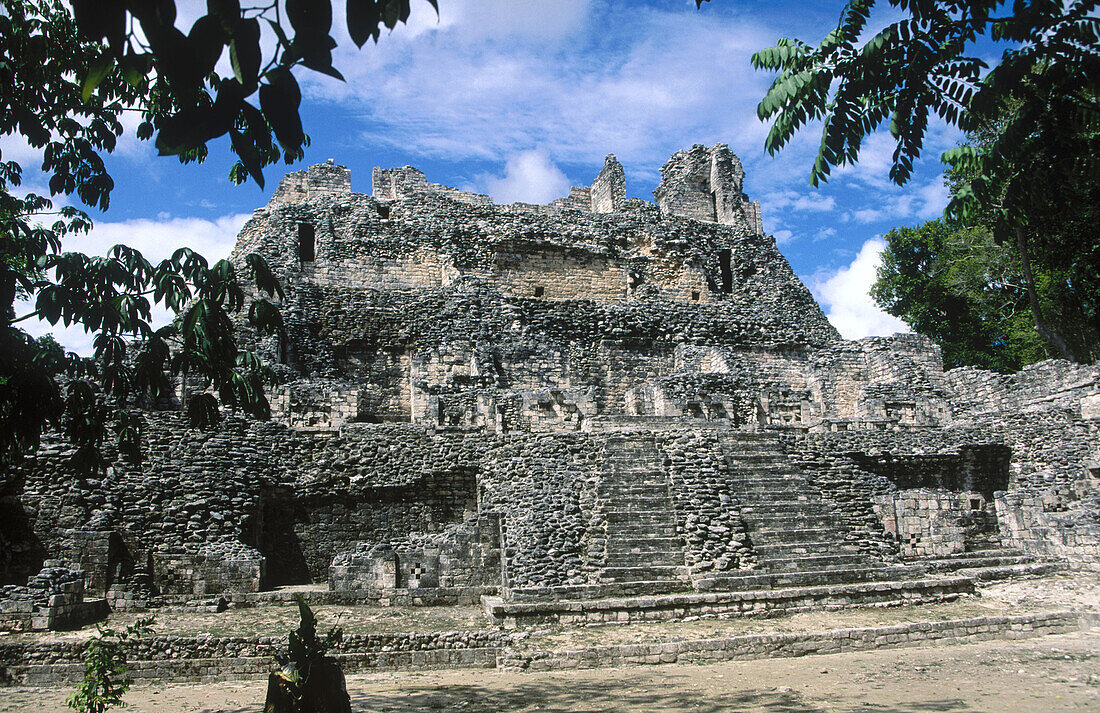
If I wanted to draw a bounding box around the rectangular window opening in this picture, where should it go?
[298,223,316,262]
[719,249,733,293]
[377,203,391,219]
[534,286,545,298]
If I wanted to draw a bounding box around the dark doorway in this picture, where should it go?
[719,249,733,293]
[298,223,316,262]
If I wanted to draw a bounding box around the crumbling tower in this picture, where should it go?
[654,143,764,233]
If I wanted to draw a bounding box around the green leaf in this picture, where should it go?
[230,18,261,85]
[188,14,228,77]
[82,56,114,102]
[244,252,286,299]
[186,392,221,429]
[259,68,304,151]
[347,0,383,47]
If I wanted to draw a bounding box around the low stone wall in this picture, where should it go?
[499,612,1084,671]
[0,612,1084,685]
[0,630,511,686]
[483,576,975,628]
[113,586,498,612]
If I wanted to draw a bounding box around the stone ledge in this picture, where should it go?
[484,576,976,628]
[499,611,1086,671]
[0,612,1084,685]
[126,586,498,612]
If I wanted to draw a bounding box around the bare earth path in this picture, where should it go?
[4,629,1098,713]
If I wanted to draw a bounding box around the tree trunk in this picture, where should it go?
[1015,226,1076,361]
[263,659,352,713]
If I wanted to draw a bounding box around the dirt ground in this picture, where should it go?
[3,574,1097,712]
[3,629,1098,712]
[7,572,1098,651]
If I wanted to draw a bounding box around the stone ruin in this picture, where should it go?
[1,144,1097,626]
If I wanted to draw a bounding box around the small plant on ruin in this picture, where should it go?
[67,616,155,713]
[264,595,350,713]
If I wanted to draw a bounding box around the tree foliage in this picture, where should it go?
[872,97,1099,368]
[67,616,154,713]
[871,219,1051,371]
[1,0,428,475]
[71,0,437,188]
[722,0,1100,362]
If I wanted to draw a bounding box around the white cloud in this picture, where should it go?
[811,238,910,340]
[761,190,837,212]
[19,212,250,355]
[773,229,794,245]
[915,178,949,220]
[301,5,774,170]
[435,0,593,43]
[851,207,885,224]
[58,213,249,263]
[474,150,571,204]
[0,132,41,169]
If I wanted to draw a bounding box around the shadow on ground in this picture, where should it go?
[207,675,975,713]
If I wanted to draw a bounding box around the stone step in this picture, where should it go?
[602,451,660,462]
[752,541,860,558]
[597,501,674,512]
[600,476,668,486]
[757,553,869,572]
[916,554,1037,571]
[606,536,684,551]
[742,513,838,528]
[694,565,920,592]
[603,534,680,548]
[488,575,984,626]
[603,471,664,479]
[724,471,806,481]
[724,476,805,488]
[750,527,841,543]
[599,510,678,525]
[604,551,685,567]
[596,487,670,498]
[953,547,1023,559]
[604,459,664,467]
[739,502,834,514]
[721,453,792,464]
[598,565,688,582]
[728,485,815,496]
[597,484,670,495]
[604,510,678,525]
[724,460,797,470]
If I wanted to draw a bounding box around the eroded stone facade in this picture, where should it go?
[2,146,1097,612]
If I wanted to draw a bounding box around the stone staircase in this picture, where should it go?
[717,432,870,575]
[505,429,1055,605]
[593,436,687,584]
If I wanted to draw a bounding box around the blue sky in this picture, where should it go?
[11,0,980,352]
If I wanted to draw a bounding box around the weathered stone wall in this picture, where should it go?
[10,417,913,598]
[654,144,763,233]
[946,360,1100,420]
[591,154,626,213]
[5,148,1098,603]
[371,165,493,205]
[996,488,1100,569]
